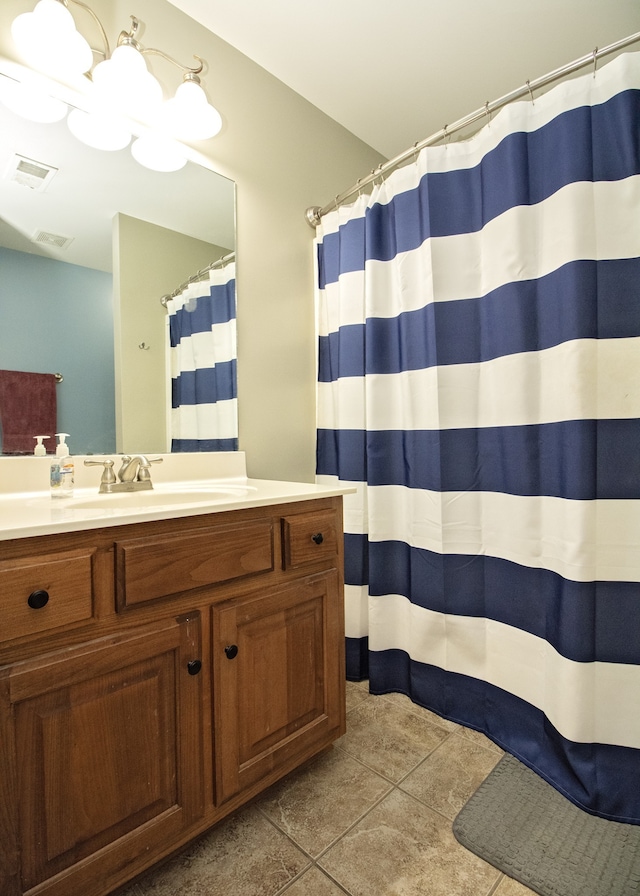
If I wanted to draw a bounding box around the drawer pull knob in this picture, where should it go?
[28,589,50,610]
[187,659,202,676]
[224,644,239,660]
[311,532,324,545]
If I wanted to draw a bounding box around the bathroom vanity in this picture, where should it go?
[0,454,349,896]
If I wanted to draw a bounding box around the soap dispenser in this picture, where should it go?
[33,435,50,456]
[50,433,74,498]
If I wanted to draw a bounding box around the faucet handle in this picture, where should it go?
[137,456,163,482]
[84,459,117,487]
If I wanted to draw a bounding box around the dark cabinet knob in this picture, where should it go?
[187,659,202,676]
[311,532,324,545]
[224,644,238,660]
[28,589,49,610]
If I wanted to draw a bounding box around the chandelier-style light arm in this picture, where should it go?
[114,15,205,77]
[142,47,204,77]
[67,0,110,60]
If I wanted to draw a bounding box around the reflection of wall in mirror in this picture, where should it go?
[0,246,115,454]
[114,213,232,455]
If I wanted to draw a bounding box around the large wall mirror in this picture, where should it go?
[0,64,236,457]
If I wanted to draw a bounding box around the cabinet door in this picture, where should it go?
[213,571,345,803]
[0,614,203,896]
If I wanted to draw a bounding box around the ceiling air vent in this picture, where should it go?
[4,154,58,192]
[32,230,74,250]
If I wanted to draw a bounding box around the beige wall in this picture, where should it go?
[1,0,384,481]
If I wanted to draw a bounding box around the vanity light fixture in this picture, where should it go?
[8,0,222,172]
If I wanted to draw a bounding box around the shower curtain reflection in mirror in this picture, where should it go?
[167,258,238,451]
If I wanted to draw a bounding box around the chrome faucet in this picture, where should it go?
[85,455,163,493]
[119,455,151,482]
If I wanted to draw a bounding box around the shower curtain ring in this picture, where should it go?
[526,80,535,105]
[443,124,449,147]
[592,47,598,77]
[484,101,492,125]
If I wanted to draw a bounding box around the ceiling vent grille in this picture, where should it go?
[32,230,74,250]
[4,154,58,192]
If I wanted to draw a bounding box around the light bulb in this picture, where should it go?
[161,78,222,141]
[131,134,187,172]
[11,0,93,77]
[92,44,163,121]
[67,108,131,151]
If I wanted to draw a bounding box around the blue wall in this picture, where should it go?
[0,247,115,454]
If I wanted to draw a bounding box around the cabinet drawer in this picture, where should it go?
[0,549,95,642]
[282,509,339,569]
[116,520,274,608]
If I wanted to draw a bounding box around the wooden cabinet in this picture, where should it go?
[214,569,343,802]
[0,496,345,896]
[1,615,203,896]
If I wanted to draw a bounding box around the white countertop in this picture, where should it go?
[0,452,353,541]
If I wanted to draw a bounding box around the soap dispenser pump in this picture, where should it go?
[50,433,74,498]
[33,435,49,456]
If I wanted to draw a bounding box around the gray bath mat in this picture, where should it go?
[453,752,640,896]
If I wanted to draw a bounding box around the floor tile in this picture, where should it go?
[337,694,451,782]
[400,730,503,820]
[376,691,459,732]
[117,805,310,896]
[318,788,500,896]
[346,680,370,712]
[256,747,392,857]
[278,866,350,896]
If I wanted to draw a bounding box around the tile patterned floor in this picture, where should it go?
[116,681,537,896]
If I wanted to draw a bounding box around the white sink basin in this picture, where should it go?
[72,484,255,511]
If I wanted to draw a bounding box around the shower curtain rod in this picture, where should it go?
[160,251,236,307]
[305,29,640,228]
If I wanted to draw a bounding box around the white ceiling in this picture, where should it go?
[167,0,640,159]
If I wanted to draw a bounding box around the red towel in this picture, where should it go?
[0,370,57,455]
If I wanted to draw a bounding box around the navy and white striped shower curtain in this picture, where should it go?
[167,261,238,452]
[315,50,640,823]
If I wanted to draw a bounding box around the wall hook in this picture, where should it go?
[139,342,150,351]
